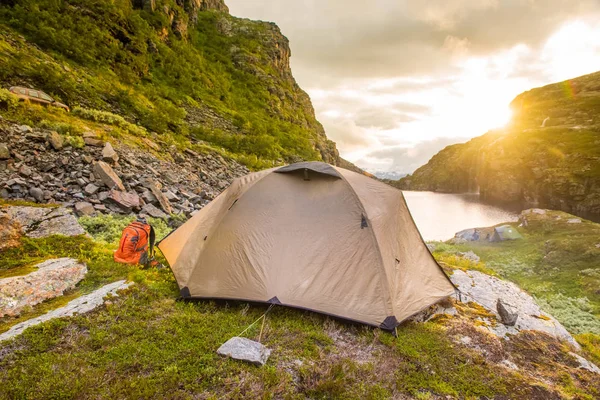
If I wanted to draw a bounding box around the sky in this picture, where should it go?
[226,0,600,174]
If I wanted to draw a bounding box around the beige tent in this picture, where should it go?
[159,162,455,330]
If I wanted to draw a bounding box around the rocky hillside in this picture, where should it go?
[0,0,352,169]
[395,71,600,219]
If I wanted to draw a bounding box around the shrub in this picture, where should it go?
[72,107,147,137]
[0,88,19,111]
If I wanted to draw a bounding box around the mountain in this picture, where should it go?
[0,0,353,170]
[395,71,600,219]
[372,171,407,181]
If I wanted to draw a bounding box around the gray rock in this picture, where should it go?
[458,250,480,263]
[48,131,64,150]
[0,280,132,342]
[74,202,95,216]
[84,137,104,147]
[29,187,44,203]
[102,142,119,163]
[93,161,125,191]
[106,190,140,212]
[497,299,518,326]
[217,337,271,366]
[567,218,582,224]
[0,143,9,159]
[569,352,600,374]
[19,164,32,177]
[18,125,32,133]
[451,269,579,349]
[84,183,100,195]
[146,179,172,215]
[0,258,87,318]
[142,203,168,219]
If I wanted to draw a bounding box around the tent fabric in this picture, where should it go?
[275,161,342,179]
[492,225,523,242]
[159,161,455,329]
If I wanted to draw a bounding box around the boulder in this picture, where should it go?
[102,142,119,163]
[145,179,173,215]
[29,187,44,203]
[84,183,100,195]
[106,190,140,212]
[48,131,64,150]
[0,143,10,159]
[93,161,125,191]
[458,251,480,263]
[84,137,104,147]
[4,206,86,238]
[217,337,271,366]
[0,258,87,318]
[142,203,168,219]
[451,269,579,348]
[74,202,95,216]
[569,352,600,374]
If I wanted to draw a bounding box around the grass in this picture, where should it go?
[0,214,599,398]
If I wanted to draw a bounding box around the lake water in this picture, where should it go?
[402,191,520,241]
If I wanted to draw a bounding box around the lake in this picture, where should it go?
[402,191,520,241]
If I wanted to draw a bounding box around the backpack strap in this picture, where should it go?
[148,225,156,258]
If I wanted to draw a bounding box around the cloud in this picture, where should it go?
[357,137,467,174]
[228,0,600,85]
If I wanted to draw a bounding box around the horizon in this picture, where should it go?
[227,0,600,174]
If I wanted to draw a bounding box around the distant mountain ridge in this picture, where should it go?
[395,71,600,219]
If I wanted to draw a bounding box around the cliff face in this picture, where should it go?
[0,0,352,169]
[395,71,600,219]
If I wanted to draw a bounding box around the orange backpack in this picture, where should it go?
[114,219,156,265]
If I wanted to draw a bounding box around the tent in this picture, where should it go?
[491,225,523,242]
[158,162,455,330]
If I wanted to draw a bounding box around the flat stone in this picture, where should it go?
[84,137,104,147]
[4,206,85,238]
[145,179,172,215]
[74,202,95,216]
[84,183,100,195]
[142,203,168,219]
[102,142,119,163]
[217,337,271,366]
[567,218,582,224]
[48,131,64,150]
[458,250,480,263]
[93,161,125,191]
[0,258,87,318]
[451,269,579,349]
[0,143,9,159]
[106,190,140,212]
[0,280,132,342]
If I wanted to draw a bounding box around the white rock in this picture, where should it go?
[217,337,271,366]
[0,258,87,318]
[570,352,600,374]
[451,269,579,349]
[0,280,132,342]
[567,218,582,224]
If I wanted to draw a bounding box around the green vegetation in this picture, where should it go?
[432,210,600,335]
[1,214,597,398]
[0,0,334,167]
